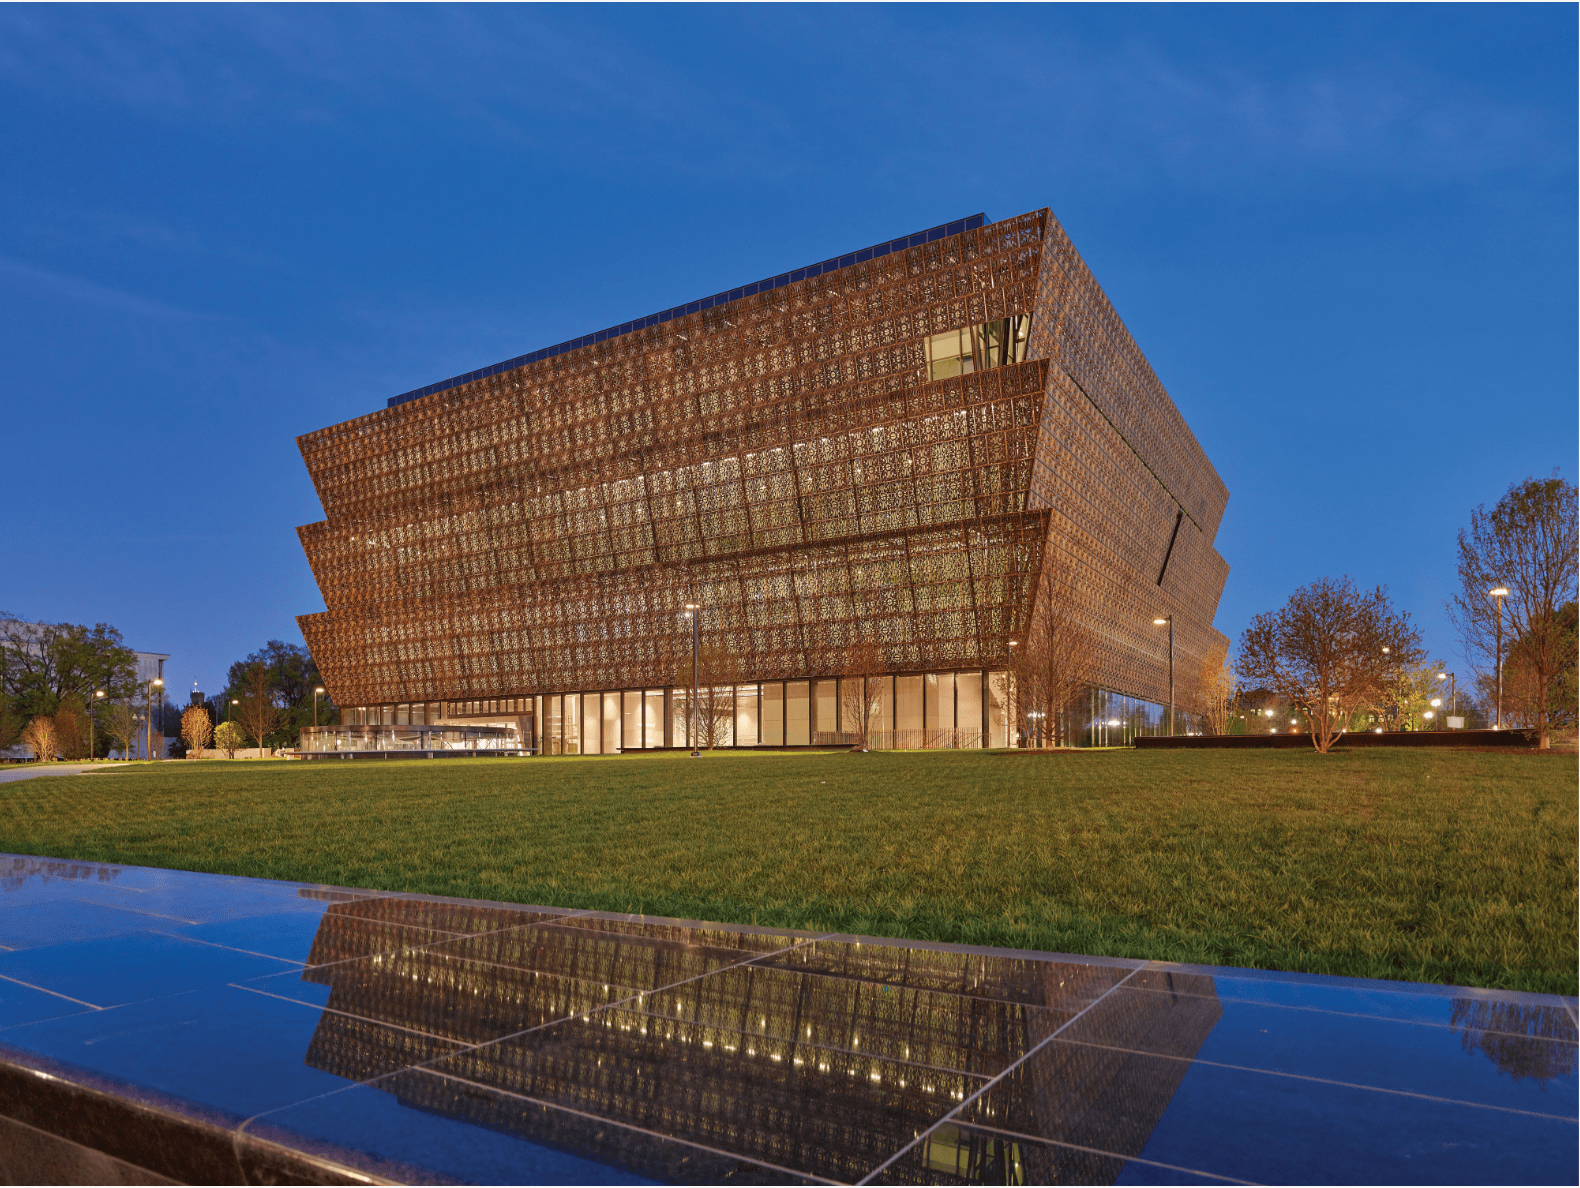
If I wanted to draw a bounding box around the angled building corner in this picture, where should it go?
[291,208,1229,754]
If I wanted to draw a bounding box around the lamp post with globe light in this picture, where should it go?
[683,603,700,755]
[1488,587,1509,728]
[91,689,104,761]
[1153,615,1174,735]
[1007,639,1018,747]
[144,677,163,760]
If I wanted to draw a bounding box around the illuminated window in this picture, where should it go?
[925,315,1032,381]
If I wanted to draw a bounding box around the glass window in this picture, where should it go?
[924,674,946,737]
[957,673,982,747]
[925,316,1032,381]
[735,684,758,746]
[989,672,1010,748]
[672,688,692,748]
[582,693,599,754]
[710,686,734,747]
[926,328,972,381]
[813,680,836,742]
[839,677,861,735]
[896,675,923,743]
[645,690,663,749]
[602,693,619,754]
[562,694,579,755]
[763,682,784,746]
[622,691,641,750]
[873,676,893,745]
[786,681,809,746]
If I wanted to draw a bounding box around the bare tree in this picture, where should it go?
[673,645,737,749]
[20,715,57,762]
[214,720,246,759]
[1497,602,1578,736]
[839,641,886,749]
[1182,650,1236,736]
[1238,577,1424,753]
[1449,475,1578,748]
[1010,570,1095,747]
[235,662,283,756]
[181,706,213,758]
[104,698,139,760]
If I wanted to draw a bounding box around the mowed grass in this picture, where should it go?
[2,748,1574,994]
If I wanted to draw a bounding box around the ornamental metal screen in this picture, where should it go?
[295,209,1229,734]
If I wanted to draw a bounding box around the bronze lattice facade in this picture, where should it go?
[295,209,1229,749]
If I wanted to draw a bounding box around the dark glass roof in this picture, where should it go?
[387,213,988,409]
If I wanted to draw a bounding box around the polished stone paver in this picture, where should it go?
[0,853,1572,1184]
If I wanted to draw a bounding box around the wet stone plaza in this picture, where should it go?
[0,855,1572,1185]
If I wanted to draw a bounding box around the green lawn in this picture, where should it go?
[2,749,1574,994]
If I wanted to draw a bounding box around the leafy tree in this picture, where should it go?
[0,699,21,755]
[1377,658,1451,731]
[20,715,57,762]
[222,640,335,747]
[181,706,214,758]
[1238,577,1424,753]
[51,695,88,760]
[1449,474,1578,749]
[0,615,137,718]
[213,720,246,759]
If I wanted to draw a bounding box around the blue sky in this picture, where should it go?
[1,3,1573,702]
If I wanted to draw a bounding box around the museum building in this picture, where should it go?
[293,208,1230,754]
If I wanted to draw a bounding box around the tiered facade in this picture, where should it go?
[295,209,1229,750]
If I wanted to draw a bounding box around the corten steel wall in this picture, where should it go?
[294,209,1229,712]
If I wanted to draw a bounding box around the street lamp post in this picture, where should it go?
[1381,646,1392,729]
[145,677,163,761]
[1440,671,1457,724]
[683,603,700,756]
[314,686,325,728]
[1007,639,1018,748]
[91,689,104,761]
[1153,616,1174,735]
[1488,587,1509,729]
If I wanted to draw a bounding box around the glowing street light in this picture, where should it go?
[145,677,163,761]
[1488,587,1509,728]
[314,686,326,728]
[683,603,700,755]
[90,688,104,762]
[1152,616,1174,735]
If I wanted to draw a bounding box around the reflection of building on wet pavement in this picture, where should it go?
[296,898,1223,1184]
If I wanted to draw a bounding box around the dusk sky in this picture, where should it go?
[1,3,1573,702]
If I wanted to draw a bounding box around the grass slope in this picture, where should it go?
[2,749,1573,994]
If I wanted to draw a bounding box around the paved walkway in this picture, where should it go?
[0,853,1572,1184]
[0,763,130,785]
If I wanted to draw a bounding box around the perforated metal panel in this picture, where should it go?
[295,209,1229,718]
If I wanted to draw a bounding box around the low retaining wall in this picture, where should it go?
[1136,729,1535,749]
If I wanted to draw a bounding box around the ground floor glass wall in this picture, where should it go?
[532,671,1011,753]
[337,678,1186,752]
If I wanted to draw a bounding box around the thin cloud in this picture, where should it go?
[0,256,225,322]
